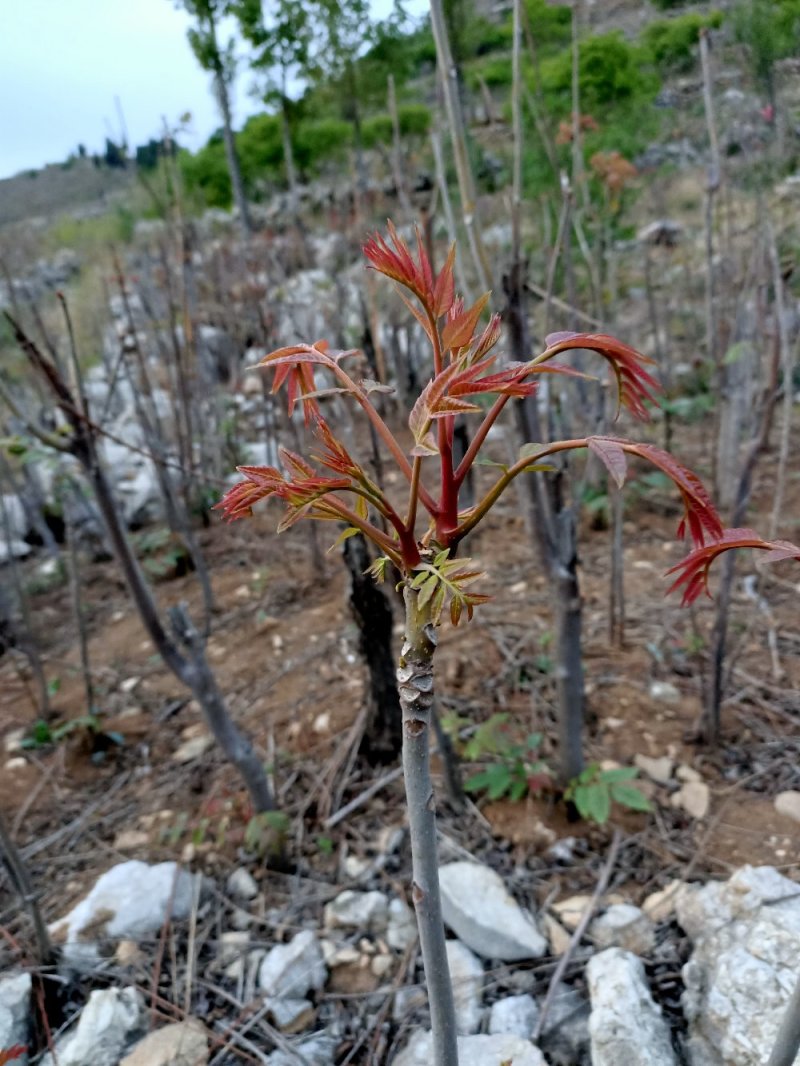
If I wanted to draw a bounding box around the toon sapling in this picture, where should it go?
[218,223,730,1066]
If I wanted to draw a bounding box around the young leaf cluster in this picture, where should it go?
[565,764,652,825]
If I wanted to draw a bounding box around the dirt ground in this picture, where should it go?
[1,416,798,948]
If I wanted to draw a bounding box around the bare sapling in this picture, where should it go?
[218,223,742,1064]
[2,309,278,828]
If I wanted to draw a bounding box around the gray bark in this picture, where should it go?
[399,585,458,1066]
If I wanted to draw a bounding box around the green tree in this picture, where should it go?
[177,0,253,234]
[232,0,312,217]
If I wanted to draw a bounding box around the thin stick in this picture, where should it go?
[533,828,622,1041]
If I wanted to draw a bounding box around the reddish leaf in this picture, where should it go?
[442,292,490,352]
[666,528,800,605]
[0,1048,26,1066]
[363,222,455,318]
[541,332,661,421]
[628,441,722,546]
[588,436,628,488]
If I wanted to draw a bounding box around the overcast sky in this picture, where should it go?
[0,0,423,180]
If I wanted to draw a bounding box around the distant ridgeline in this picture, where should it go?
[0,156,135,228]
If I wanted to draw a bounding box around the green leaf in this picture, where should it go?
[464,770,495,793]
[586,784,611,824]
[610,784,653,812]
[417,573,439,610]
[571,784,593,820]
[509,776,528,802]
[328,526,360,552]
[411,568,429,589]
[433,548,450,567]
[486,764,513,800]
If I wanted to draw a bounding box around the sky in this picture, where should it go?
[0,0,423,180]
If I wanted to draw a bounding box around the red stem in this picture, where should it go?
[454,394,511,487]
[452,438,589,541]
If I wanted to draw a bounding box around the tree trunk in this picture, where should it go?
[399,584,458,1066]
[344,532,402,765]
[215,71,253,238]
[553,506,585,783]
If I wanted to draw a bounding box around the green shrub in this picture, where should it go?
[469,54,513,89]
[398,103,432,137]
[179,139,231,209]
[522,0,572,50]
[237,113,284,186]
[649,0,689,10]
[643,11,724,71]
[540,32,657,108]
[731,0,800,99]
[362,114,394,148]
[363,105,431,147]
[293,118,352,170]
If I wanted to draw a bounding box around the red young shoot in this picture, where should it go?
[222,222,710,621]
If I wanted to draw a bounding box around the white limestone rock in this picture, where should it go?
[488,994,539,1038]
[590,904,656,955]
[226,867,258,901]
[587,948,676,1066]
[0,972,31,1065]
[394,1031,546,1066]
[386,897,417,951]
[50,862,199,969]
[438,862,546,960]
[41,987,145,1066]
[258,930,327,1000]
[446,939,484,1034]
[120,1019,209,1066]
[323,890,389,934]
[677,865,800,1065]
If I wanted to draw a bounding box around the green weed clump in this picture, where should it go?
[643,11,724,72]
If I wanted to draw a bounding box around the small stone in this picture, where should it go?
[394,1032,546,1066]
[387,898,417,951]
[446,940,484,1034]
[634,754,674,785]
[320,939,360,968]
[227,867,258,901]
[642,881,688,923]
[230,907,254,930]
[264,997,314,1031]
[121,676,141,694]
[670,781,710,819]
[172,734,213,764]
[4,757,27,772]
[774,790,800,824]
[342,854,371,880]
[488,994,539,1038]
[121,1019,208,1066]
[590,904,655,955]
[312,712,330,733]
[675,764,701,783]
[509,581,527,594]
[649,681,681,704]
[114,830,150,850]
[4,727,25,753]
[323,890,389,934]
[217,931,250,969]
[371,954,394,977]
[552,893,624,932]
[604,717,625,730]
[115,940,144,967]
[542,913,572,955]
[259,930,326,999]
[438,861,547,960]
